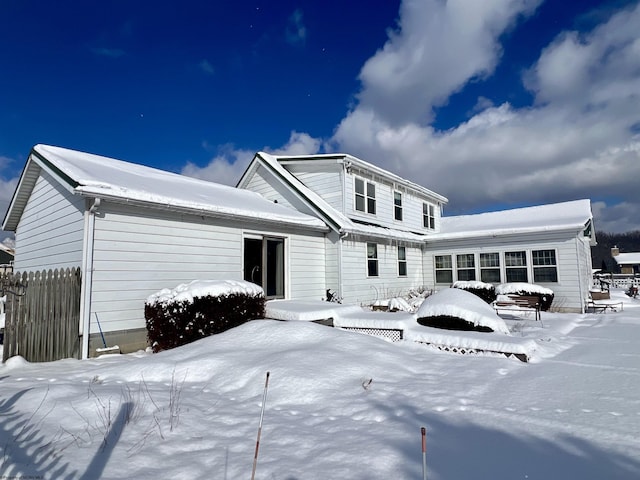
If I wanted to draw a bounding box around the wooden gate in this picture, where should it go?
[2,268,82,362]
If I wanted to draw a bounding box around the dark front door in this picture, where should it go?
[243,237,285,299]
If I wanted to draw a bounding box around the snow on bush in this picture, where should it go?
[145,280,265,352]
[452,280,497,304]
[416,288,510,334]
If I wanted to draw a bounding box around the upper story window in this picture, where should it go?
[394,191,403,221]
[423,203,435,229]
[355,178,376,214]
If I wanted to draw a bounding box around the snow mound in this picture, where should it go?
[416,288,510,334]
[265,300,364,321]
[147,279,263,305]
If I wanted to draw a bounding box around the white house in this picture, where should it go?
[3,145,595,359]
[238,152,595,312]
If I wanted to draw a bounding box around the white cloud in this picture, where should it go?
[181,145,255,186]
[331,0,640,233]
[181,131,323,186]
[357,0,541,125]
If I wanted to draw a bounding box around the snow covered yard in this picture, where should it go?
[1,290,640,479]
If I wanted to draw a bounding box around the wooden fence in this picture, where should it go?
[2,268,82,363]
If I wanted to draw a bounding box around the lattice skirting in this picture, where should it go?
[339,327,404,342]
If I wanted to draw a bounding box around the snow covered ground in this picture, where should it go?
[1,289,639,479]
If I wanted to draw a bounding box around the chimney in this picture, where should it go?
[611,245,620,257]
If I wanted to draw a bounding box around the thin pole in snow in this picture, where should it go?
[421,427,427,480]
[251,371,270,480]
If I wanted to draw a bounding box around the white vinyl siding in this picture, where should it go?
[89,202,326,334]
[340,237,424,305]
[13,172,85,271]
[425,232,589,312]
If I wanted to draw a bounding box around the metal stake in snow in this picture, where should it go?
[421,427,427,480]
[251,371,270,480]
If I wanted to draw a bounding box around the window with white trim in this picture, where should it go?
[480,252,501,283]
[456,254,476,281]
[505,251,528,282]
[532,249,558,282]
[435,255,453,284]
[355,178,376,214]
[367,243,379,277]
[394,191,403,221]
[423,203,435,229]
[398,246,407,276]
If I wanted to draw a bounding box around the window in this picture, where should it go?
[480,252,501,283]
[435,255,453,284]
[355,178,376,214]
[394,191,403,221]
[456,254,476,281]
[367,243,379,277]
[398,246,407,276]
[423,203,435,229]
[505,251,528,282]
[533,249,558,282]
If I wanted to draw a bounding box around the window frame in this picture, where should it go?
[435,254,453,284]
[398,245,407,277]
[505,251,528,283]
[355,177,376,215]
[394,191,403,221]
[532,249,558,283]
[479,252,501,283]
[367,243,379,277]
[423,203,435,229]
[456,253,476,281]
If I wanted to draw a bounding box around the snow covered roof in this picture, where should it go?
[241,152,429,242]
[432,199,593,241]
[3,145,328,232]
[613,252,640,265]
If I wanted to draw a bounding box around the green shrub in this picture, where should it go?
[145,292,265,352]
[417,315,494,333]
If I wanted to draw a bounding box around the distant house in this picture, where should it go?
[2,145,595,360]
[611,247,640,274]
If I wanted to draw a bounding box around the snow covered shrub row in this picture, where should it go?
[495,283,554,311]
[145,280,265,352]
[452,280,496,304]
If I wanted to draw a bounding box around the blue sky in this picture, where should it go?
[1,0,639,239]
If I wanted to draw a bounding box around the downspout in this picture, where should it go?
[80,198,100,359]
[338,160,351,299]
[575,233,586,313]
[338,231,348,299]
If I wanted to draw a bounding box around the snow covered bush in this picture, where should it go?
[496,283,554,311]
[416,288,509,334]
[145,280,265,352]
[452,280,496,304]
